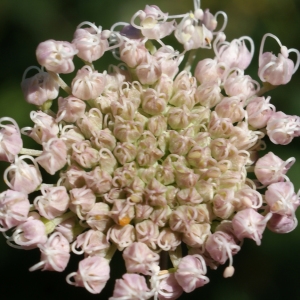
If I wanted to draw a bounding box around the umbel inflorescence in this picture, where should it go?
[1,0,300,298]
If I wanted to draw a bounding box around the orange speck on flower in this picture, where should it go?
[119,216,131,226]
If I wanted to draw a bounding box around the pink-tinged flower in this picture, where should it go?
[60,125,85,151]
[0,189,30,231]
[56,96,86,123]
[72,21,109,63]
[175,254,209,293]
[267,213,298,234]
[69,186,96,219]
[59,165,86,190]
[246,96,275,129]
[254,152,295,186]
[72,229,110,257]
[4,155,42,194]
[84,166,112,195]
[131,5,175,40]
[108,224,135,250]
[265,181,299,216]
[71,140,99,169]
[195,80,223,108]
[136,219,160,250]
[0,117,22,163]
[175,15,212,51]
[36,39,78,74]
[21,66,59,106]
[71,66,106,100]
[120,38,148,68]
[11,218,47,249]
[169,205,198,233]
[194,58,225,84]
[142,88,167,116]
[215,97,245,123]
[154,46,182,79]
[232,208,272,245]
[157,228,181,251]
[34,185,69,220]
[110,199,135,226]
[151,272,183,300]
[66,256,110,294]
[214,34,254,70]
[122,242,160,275]
[110,273,151,300]
[223,70,260,100]
[90,128,116,151]
[266,111,300,145]
[183,223,211,248]
[29,232,70,272]
[258,33,300,85]
[86,202,112,232]
[35,138,67,175]
[23,111,59,144]
[136,55,162,85]
[205,231,240,277]
[55,217,79,243]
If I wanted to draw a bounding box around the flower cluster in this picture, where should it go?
[1,0,300,299]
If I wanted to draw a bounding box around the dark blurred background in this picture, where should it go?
[1,0,300,299]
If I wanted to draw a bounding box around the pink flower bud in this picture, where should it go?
[71,66,106,100]
[60,125,85,151]
[232,208,272,245]
[23,111,59,144]
[4,155,42,194]
[195,81,223,108]
[110,273,151,300]
[154,46,181,79]
[136,219,160,250]
[194,58,225,83]
[113,116,143,143]
[223,71,259,100]
[60,165,86,190]
[0,117,22,162]
[183,223,211,248]
[85,202,112,232]
[56,96,86,123]
[72,22,109,63]
[136,55,162,85]
[156,273,183,300]
[36,39,78,74]
[267,213,298,233]
[169,205,198,233]
[120,38,148,68]
[72,229,110,257]
[110,199,135,226]
[258,34,299,85]
[85,166,112,195]
[142,88,167,116]
[215,97,245,123]
[34,185,69,220]
[72,140,99,169]
[66,256,110,294]
[0,189,30,231]
[12,218,47,249]
[90,128,116,151]
[113,142,137,165]
[214,36,254,70]
[30,232,70,272]
[254,152,295,186]
[157,228,181,251]
[111,97,136,120]
[35,138,67,175]
[175,254,209,293]
[123,242,160,275]
[21,66,59,106]
[246,96,275,129]
[69,186,96,219]
[266,111,300,145]
[108,224,136,251]
[265,181,299,216]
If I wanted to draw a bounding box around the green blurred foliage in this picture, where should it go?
[0,0,300,299]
